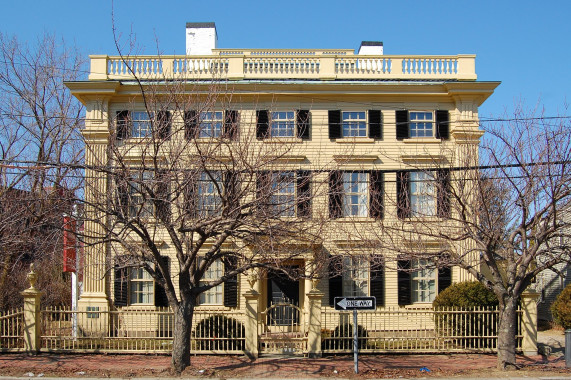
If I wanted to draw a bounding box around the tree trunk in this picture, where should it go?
[497,297,518,370]
[171,299,195,374]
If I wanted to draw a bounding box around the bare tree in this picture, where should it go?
[353,108,571,369]
[74,71,328,372]
[0,33,85,310]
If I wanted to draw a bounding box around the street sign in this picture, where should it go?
[334,296,376,311]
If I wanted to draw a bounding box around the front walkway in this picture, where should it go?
[0,353,567,378]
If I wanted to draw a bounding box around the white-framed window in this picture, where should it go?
[131,111,153,138]
[128,171,154,218]
[342,111,367,137]
[199,259,224,305]
[197,171,222,216]
[342,257,369,297]
[270,172,296,217]
[409,171,436,217]
[199,111,223,138]
[411,259,436,303]
[342,172,368,217]
[409,111,434,138]
[270,111,295,137]
[129,267,154,304]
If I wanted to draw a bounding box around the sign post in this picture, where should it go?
[334,296,376,374]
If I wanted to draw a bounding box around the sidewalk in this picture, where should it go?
[0,352,568,378]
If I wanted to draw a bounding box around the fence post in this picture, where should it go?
[307,279,323,358]
[243,272,259,359]
[521,289,539,356]
[21,264,42,353]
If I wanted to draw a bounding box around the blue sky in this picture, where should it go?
[1,0,569,118]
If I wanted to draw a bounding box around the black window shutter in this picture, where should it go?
[397,259,412,306]
[296,110,310,140]
[438,267,452,294]
[435,110,450,140]
[396,110,409,140]
[296,170,311,218]
[437,169,451,218]
[223,255,239,308]
[155,170,171,222]
[184,173,198,218]
[369,171,384,219]
[256,171,271,212]
[156,111,171,140]
[113,263,128,307]
[256,110,269,140]
[396,171,410,219]
[368,110,382,139]
[328,256,343,306]
[370,256,385,307]
[223,171,239,216]
[154,256,170,307]
[328,110,342,139]
[116,110,130,140]
[116,178,129,219]
[224,110,238,140]
[184,110,198,140]
[328,171,343,219]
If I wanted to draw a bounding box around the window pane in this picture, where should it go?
[342,172,368,217]
[409,112,433,138]
[131,111,153,138]
[342,111,366,137]
[270,172,296,216]
[271,111,295,137]
[128,171,154,218]
[410,171,436,216]
[411,259,436,303]
[342,257,369,296]
[199,259,224,305]
[197,172,222,216]
[129,267,154,304]
[199,111,223,138]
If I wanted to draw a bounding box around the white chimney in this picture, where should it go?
[358,41,383,55]
[186,22,217,55]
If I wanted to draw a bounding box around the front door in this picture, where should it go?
[267,269,299,325]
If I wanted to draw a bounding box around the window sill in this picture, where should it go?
[192,137,233,143]
[400,216,442,222]
[262,137,304,144]
[121,304,157,310]
[402,137,442,144]
[335,217,375,223]
[335,137,375,144]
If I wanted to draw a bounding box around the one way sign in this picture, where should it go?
[334,296,376,311]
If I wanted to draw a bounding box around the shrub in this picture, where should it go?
[551,282,571,329]
[433,281,498,348]
[433,281,498,308]
[323,323,368,350]
[193,315,245,351]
